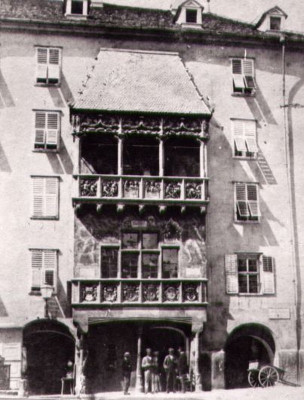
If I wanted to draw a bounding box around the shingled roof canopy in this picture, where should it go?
[73,49,211,116]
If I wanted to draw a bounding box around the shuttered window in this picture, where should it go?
[232,58,256,94]
[34,111,60,151]
[235,183,260,222]
[225,254,275,295]
[232,119,258,158]
[30,249,58,292]
[36,47,61,85]
[32,176,59,219]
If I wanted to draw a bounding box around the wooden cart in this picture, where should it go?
[248,364,299,388]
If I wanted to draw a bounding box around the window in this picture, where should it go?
[225,254,275,295]
[186,9,197,23]
[270,16,281,31]
[100,232,179,279]
[36,47,61,85]
[232,119,258,158]
[30,249,58,293]
[34,111,60,151]
[32,176,59,219]
[235,182,260,222]
[65,0,89,16]
[232,58,256,95]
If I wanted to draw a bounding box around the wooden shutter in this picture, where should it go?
[236,183,249,217]
[45,178,59,217]
[43,250,57,290]
[244,120,258,153]
[36,48,48,83]
[32,177,44,217]
[232,59,245,90]
[243,59,256,89]
[225,254,238,294]
[31,250,43,289]
[233,120,246,152]
[46,113,59,147]
[262,256,275,294]
[48,49,60,83]
[247,184,259,217]
[34,112,46,147]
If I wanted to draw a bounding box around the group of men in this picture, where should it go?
[122,347,188,395]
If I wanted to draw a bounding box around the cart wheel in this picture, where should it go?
[248,370,259,387]
[258,366,279,387]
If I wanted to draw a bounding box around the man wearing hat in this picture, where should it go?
[163,348,177,393]
[122,352,132,395]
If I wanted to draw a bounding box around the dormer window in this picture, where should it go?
[270,16,281,31]
[186,9,197,24]
[175,0,203,28]
[65,0,89,17]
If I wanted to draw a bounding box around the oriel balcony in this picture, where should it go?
[72,132,209,211]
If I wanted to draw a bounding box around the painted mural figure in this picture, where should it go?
[142,348,153,394]
[122,352,132,396]
[163,348,177,393]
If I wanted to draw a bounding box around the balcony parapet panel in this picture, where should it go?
[71,278,208,307]
[72,174,209,209]
[72,113,210,139]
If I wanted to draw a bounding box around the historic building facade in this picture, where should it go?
[0,0,304,394]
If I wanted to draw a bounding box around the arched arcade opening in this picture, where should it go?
[23,319,75,395]
[225,323,275,389]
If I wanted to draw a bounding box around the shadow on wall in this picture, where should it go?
[47,138,74,175]
[0,296,8,317]
[0,142,11,172]
[0,71,15,108]
[245,86,277,126]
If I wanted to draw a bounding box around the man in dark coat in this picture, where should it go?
[122,352,132,395]
[163,348,177,393]
[177,347,188,393]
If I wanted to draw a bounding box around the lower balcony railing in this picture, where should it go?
[71,279,208,306]
[73,175,208,205]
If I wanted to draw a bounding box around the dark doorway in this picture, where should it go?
[225,324,275,389]
[23,320,75,395]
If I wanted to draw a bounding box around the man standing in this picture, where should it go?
[177,347,188,393]
[122,352,132,395]
[142,348,153,394]
[152,351,161,393]
[163,348,177,393]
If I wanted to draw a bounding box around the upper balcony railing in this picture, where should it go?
[73,174,209,207]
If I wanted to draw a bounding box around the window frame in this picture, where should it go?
[99,232,180,280]
[31,176,60,220]
[65,0,89,17]
[231,58,256,96]
[185,8,198,24]
[33,110,61,152]
[35,47,62,86]
[234,182,260,223]
[225,253,275,296]
[30,248,58,294]
[231,118,258,159]
[270,16,281,31]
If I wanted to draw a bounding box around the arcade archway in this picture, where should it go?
[23,319,75,395]
[225,323,275,389]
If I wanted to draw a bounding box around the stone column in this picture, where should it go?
[73,136,81,175]
[199,139,206,178]
[159,138,164,177]
[194,331,202,391]
[74,334,84,396]
[117,136,123,176]
[135,326,143,392]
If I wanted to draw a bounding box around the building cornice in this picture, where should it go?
[1,17,304,50]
